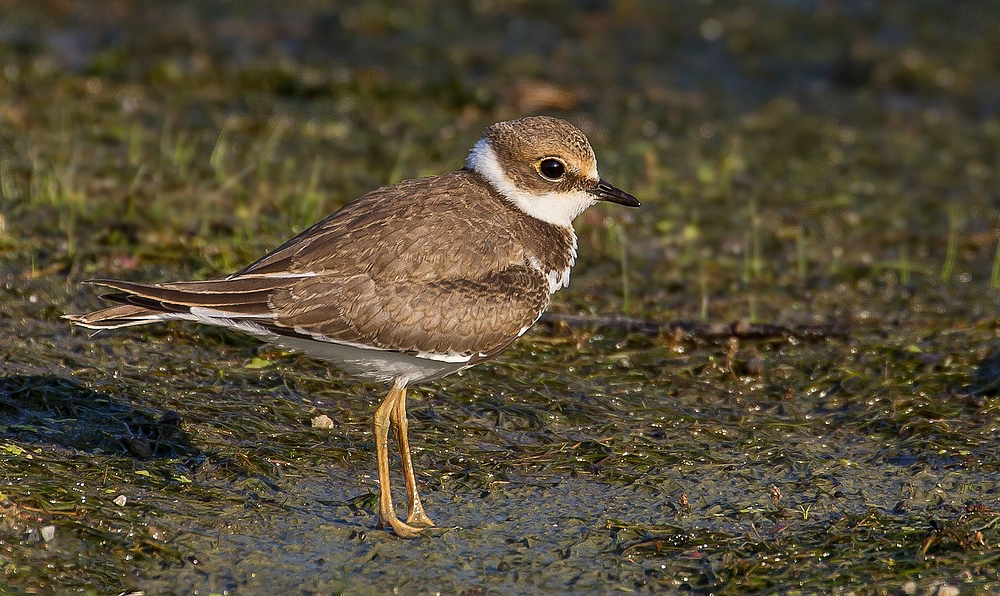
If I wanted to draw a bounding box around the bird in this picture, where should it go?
[65,116,640,538]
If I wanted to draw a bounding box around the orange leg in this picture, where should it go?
[373,378,424,538]
[391,383,435,528]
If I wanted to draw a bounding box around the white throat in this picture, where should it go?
[466,139,597,228]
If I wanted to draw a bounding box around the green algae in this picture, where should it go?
[3,0,1000,594]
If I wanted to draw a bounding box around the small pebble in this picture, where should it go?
[312,414,334,429]
[40,525,55,542]
[114,495,128,507]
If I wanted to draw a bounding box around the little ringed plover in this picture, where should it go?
[65,115,640,538]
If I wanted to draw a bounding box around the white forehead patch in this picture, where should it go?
[466,138,598,228]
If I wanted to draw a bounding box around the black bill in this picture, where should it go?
[589,179,641,207]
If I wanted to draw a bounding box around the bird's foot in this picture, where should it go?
[377,514,426,539]
[406,509,436,528]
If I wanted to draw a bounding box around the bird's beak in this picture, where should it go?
[588,179,641,207]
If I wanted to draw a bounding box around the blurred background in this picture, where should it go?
[3,0,998,316]
[2,1,1000,594]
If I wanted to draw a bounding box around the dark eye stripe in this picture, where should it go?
[538,158,566,181]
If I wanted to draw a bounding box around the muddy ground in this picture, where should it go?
[2,1,1000,594]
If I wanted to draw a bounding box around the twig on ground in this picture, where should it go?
[538,313,849,342]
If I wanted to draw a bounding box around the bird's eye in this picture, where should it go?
[537,158,566,181]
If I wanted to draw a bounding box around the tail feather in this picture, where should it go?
[88,279,280,308]
[64,276,295,330]
[63,304,169,330]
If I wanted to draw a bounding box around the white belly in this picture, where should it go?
[274,335,470,384]
[173,311,475,385]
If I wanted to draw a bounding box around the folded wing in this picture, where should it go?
[65,265,550,361]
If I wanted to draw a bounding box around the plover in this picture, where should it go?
[66,116,640,538]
